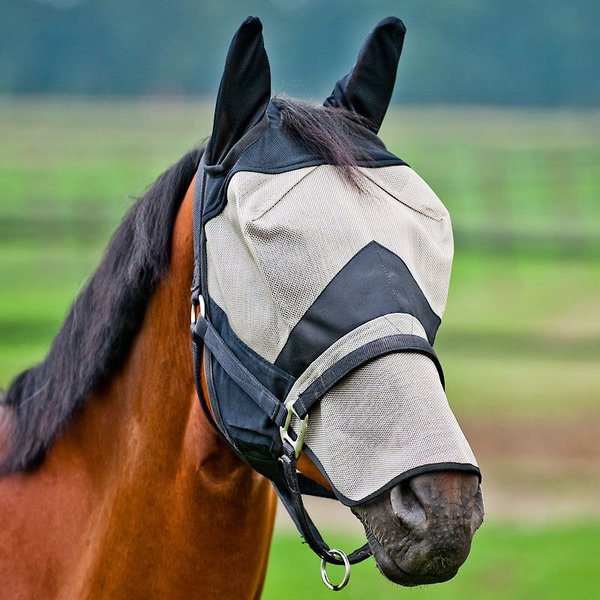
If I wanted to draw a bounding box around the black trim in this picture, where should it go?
[203,113,269,176]
[276,241,441,378]
[303,445,481,507]
[193,316,288,427]
[208,300,295,399]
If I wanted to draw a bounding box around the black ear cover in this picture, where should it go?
[207,16,271,165]
[324,17,406,133]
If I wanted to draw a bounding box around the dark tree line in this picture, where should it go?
[1,0,598,106]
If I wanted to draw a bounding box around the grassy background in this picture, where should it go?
[1,98,599,598]
[264,522,600,600]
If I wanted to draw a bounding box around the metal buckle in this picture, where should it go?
[320,548,351,591]
[279,402,308,459]
[190,294,206,325]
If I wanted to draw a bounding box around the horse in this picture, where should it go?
[0,16,484,599]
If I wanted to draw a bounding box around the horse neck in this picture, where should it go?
[0,177,276,599]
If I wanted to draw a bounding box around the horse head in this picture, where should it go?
[192,16,484,588]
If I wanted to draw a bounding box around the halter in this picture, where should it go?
[189,142,453,589]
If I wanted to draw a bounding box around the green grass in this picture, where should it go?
[264,521,600,600]
[443,353,600,418]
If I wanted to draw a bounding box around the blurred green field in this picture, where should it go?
[264,522,600,600]
[0,98,599,597]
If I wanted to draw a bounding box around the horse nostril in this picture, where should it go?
[389,480,427,531]
[471,485,485,533]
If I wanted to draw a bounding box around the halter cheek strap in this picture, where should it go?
[191,312,371,566]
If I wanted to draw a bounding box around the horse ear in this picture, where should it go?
[207,16,271,165]
[324,17,406,133]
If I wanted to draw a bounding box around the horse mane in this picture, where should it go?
[0,146,204,474]
[0,98,370,474]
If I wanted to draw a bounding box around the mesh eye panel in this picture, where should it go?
[303,352,478,503]
[205,202,287,355]
[205,164,452,363]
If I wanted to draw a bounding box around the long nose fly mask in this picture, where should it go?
[190,16,480,565]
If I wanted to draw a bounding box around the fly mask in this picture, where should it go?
[190,16,479,585]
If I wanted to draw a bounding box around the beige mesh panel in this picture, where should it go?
[281,315,477,502]
[302,352,477,502]
[205,201,286,353]
[205,164,452,362]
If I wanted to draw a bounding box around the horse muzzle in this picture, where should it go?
[352,470,484,586]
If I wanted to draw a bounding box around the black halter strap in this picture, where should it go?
[191,304,372,565]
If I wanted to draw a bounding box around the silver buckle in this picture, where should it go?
[279,402,308,459]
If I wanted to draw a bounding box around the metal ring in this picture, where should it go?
[320,549,351,591]
[190,295,206,325]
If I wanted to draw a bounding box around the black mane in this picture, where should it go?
[1,147,204,473]
[0,98,369,474]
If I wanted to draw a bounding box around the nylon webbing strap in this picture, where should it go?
[192,316,288,427]
[191,165,207,306]
[293,333,444,419]
[277,442,372,565]
[191,328,222,435]
[297,472,336,499]
[191,315,369,564]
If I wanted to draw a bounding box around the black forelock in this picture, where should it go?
[0,146,204,474]
[272,96,372,186]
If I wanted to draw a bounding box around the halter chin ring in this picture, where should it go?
[279,402,308,459]
[320,549,351,591]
